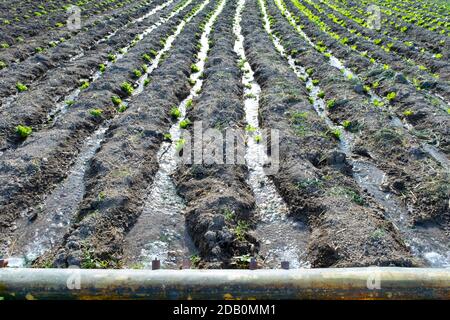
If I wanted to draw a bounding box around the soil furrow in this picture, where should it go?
[173,0,259,269]
[233,0,310,269]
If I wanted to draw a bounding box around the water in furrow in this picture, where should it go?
[238,0,310,269]
[122,0,225,269]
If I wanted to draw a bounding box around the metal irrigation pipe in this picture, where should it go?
[0,267,449,300]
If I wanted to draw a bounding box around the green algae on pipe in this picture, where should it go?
[0,268,449,300]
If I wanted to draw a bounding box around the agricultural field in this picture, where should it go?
[0,0,448,271]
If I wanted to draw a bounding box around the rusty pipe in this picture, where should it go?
[0,267,449,300]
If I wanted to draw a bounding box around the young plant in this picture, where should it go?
[342,120,352,130]
[235,220,249,241]
[16,82,28,92]
[107,53,117,62]
[386,91,397,101]
[327,99,336,109]
[111,96,122,106]
[402,109,414,117]
[16,125,32,139]
[330,128,342,140]
[89,109,103,117]
[175,138,186,152]
[245,124,257,132]
[121,82,134,96]
[170,107,181,119]
[80,81,90,90]
[117,104,127,113]
[142,53,152,62]
[99,64,106,72]
[191,64,200,73]
[132,69,142,78]
[179,119,192,129]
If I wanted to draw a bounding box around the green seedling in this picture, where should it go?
[107,53,117,62]
[238,58,246,69]
[16,125,32,139]
[245,124,257,132]
[327,99,336,109]
[132,69,142,78]
[190,255,201,268]
[254,135,262,143]
[179,119,192,129]
[342,120,352,130]
[373,99,383,107]
[223,208,235,221]
[175,138,185,152]
[191,64,200,73]
[80,81,89,90]
[121,82,134,96]
[89,109,103,117]
[99,63,106,72]
[317,91,325,99]
[117,104,127,113]
[235,220,250,241]
[403,109,414,117]
[386,91,397,101]
[16,82,28,92]
[331,128,342,140]
[142,53,152,62]
[111,96,122,106]
[170,107,181,119]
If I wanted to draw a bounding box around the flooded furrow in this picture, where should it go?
[5,126,108,267]
[261,0,450,267]
[234,0,309,269]
[3,0,206,267]
[122,0,225,269]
